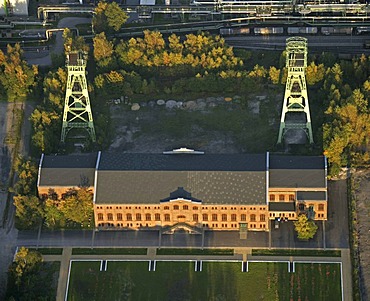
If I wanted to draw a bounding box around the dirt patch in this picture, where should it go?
[109,94,279,154]
[353,170,370,300]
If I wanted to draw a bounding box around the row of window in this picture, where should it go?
[269,194,295,201]
[97,213,266,222]
[269,213,295,218]
[98,223,267,229]
[96,205,267,211]
[297,204,325,211]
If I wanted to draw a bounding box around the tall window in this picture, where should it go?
[212,214,218,221]
[250,214,256,222]
[231,214,236,221]
[299,203,305,211]
[183,205,188,210]
[269,194,275,201]
[289,195,294,201]
[318,204,324,211]
[155,213,160,221]
[241,214,246,221]
[279,195,285,201]
[98,213,103,221]
[260,214,265,222]
[107,213,113,221]
[117,213,123,221]
[202,214,208,221]
[222,214,227,221]
[126,213,132,221]
[193,214,198,222]
[164,214,170,221]
[173,205,179,210]
[145,213,151,221]
[136,213,142,221]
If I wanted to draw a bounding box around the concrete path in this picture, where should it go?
[55,248,72,301]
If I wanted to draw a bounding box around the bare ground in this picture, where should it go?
[109,94,278,154]
[353,170,370,300]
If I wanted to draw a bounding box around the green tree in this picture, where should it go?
[93,1,128,33]
[63,28,89,53]
[294,214,318,240]
[60,188,93,225]
[13,195,43,229]
[0,44,38,102]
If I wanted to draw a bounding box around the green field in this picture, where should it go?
[67,261,342,301]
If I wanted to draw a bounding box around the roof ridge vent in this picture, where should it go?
[163,147,204,155]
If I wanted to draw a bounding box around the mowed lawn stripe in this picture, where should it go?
[67,261,341,301]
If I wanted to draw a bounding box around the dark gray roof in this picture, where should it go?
[98,153,266,171]
[269,202,296,211]
[38,153,97,187]
[95,170,266,205]
[297,191,327,201]
[269,155,326,188]
[269,155,325,170]
[161,187,202,203]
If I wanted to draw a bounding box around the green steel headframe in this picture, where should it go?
[61,51,96,143]
[277,37,313,144]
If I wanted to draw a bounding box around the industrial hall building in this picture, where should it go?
[37,149,328,232]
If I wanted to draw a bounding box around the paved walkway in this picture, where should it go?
[42,247,352,301]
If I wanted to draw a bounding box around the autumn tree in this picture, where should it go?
[63,28,89,53]
[0,44,38,102]
[268,66,280,84]
[294,214,318,240]
[93,32,115,69]
[305,61,325,85]
[93,1,128,33]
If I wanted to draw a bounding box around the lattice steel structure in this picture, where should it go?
[61,51,96,143]
[277,37,313,144]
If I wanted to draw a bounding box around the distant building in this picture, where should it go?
[37,150,328,232]
[0,0,28,16]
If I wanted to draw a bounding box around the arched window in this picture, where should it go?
[136,213,142,221]
[173,205,179,210]
[202,214,208,221]
[126,213,132,221]
[97,213,103,221]
[164,206,169,210]
[260,214,265,222]
[231,214,236,221]
[250,214,256,222]
[279,194,285,201]
[269,194,275,201]
[222,214,227,221]
[164,214,170,221]
[145,213,151,221]
[318,204,324,211]
[193,206,198,210]
[299,203,305,211]
[193,214,198,222]
[183,205,188,210]
[289,195,295,201]
[241,214,246,221]
[117,213,123,221]
[107,213,113,221]
[212,214,217,221]
[155,213,160,221]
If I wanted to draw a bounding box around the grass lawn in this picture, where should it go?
[28,248,63,255]
[67,261,341,301]
[252,248,341,257]
[72,248,147,255]
[156,248,233,256]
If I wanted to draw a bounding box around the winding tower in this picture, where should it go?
[277,37,313,145]
[61,51,96,143]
